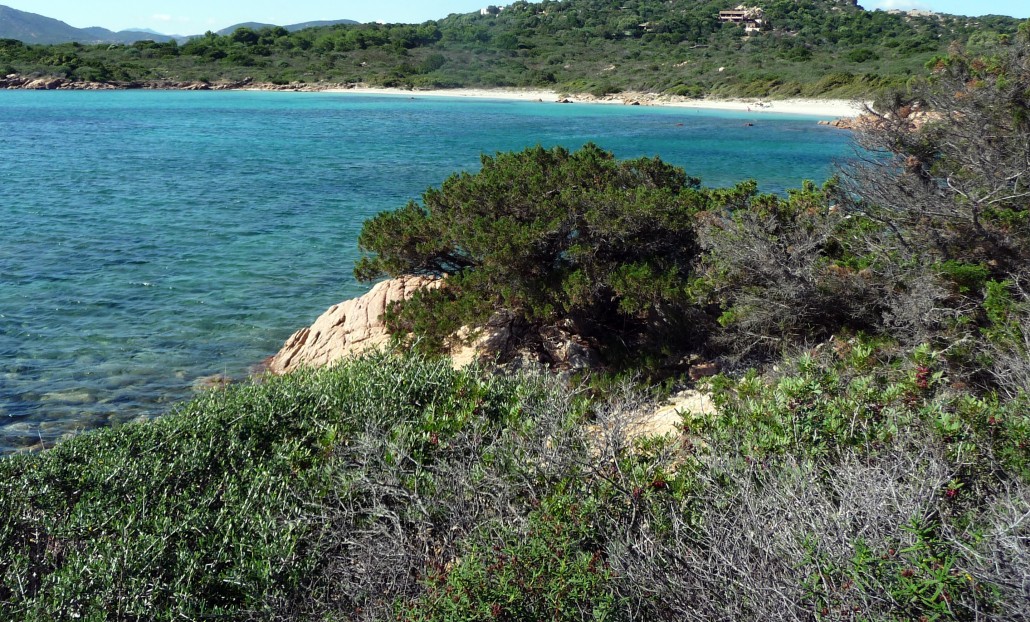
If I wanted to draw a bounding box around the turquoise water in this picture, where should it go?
[0,90,851,453]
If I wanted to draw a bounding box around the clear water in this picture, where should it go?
[0,90,851,453]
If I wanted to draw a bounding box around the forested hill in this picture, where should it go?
[0,0,1023,98]
[0,4,177,45]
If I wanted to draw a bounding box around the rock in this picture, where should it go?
[539,324,602,371]
[820,116,861,130]
[688,361,720,381]
[24,78,64,90]
[639,390,717,440]
[40,389,95,404]
[587,390,716,459]
[192,374,231,392]
[822,106,939,132]
[449,316,603,372]
[449,313,520,369]
[268,275,613,375]
[268,275,441,374]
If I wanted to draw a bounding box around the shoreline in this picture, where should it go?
[0,74,864,118]
[317,85,866,118]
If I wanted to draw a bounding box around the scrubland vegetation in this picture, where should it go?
[0,0,1024,98]
[2,13,1030,622]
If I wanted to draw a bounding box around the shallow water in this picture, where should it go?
[0,90,851,453]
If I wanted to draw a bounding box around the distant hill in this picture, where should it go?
[79,27,175,44]
[0,5,356,45]
[216,22,277,35]
[0,4,175,44]
[217,19,357,36]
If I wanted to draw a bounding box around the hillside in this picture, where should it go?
[215,19,358,36]
[0,0,1023,97]
[0,5,357,46]
[0,4,175,44]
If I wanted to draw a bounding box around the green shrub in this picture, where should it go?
[666,83,704,98]
[702,339,1029,477]
[402,493,623,621]
[355,144,709,367]
[0,354,582,620]
[937,260,991,295]
[847,48,878,63]
[1,348,1027,620]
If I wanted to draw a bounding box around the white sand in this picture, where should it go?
[322,85,866,118]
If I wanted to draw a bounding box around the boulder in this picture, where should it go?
[267,275,441,374]
[821,116,860,130]
[269,276,608,375]
[586,389,717,459]
[24,78,64,90]
[539,323,602,370]
[449,313,519,369]
[192,373,232,392]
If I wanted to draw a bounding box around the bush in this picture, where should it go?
[841,33,1030,281]
[2,346,1027,620]
[847,48,878,63]
[666,83,705,98]
[0,354,587,620]
[402,494,623,621]
[833,30,1030,372]
[694,179,883,359]
[355,144,710,368]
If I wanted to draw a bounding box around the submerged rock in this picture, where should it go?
[192,374,232,392]
[40,389,96,404]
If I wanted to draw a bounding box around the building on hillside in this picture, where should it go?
[719,6,765,33]
[481,5,502,16]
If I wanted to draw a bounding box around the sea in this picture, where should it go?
[0,90,852,454]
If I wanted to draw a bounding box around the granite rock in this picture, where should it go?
[268,275,441,374]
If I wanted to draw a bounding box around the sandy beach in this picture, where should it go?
[321,85,866,118]
[1,73,864,117]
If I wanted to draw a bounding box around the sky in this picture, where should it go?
[3,0,1027,34]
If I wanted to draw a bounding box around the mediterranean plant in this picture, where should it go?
[355,143,708,367]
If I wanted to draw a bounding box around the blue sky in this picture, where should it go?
[3,0,1027,33]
